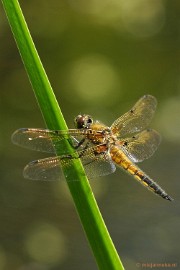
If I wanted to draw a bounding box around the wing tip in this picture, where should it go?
[11,128,29,145]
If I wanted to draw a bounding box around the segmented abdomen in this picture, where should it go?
[110,145,173,201]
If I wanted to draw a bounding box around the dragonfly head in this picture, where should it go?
[74,114,93,129]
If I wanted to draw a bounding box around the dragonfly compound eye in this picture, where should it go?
[74,114,93,129]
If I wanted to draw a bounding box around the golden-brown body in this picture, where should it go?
[11,95,173,201]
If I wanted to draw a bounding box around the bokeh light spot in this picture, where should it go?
[68,0,123,25]
[68,55,121,104]
[24,223,67,265]
[121,0,165,37]
[68,0,165,35]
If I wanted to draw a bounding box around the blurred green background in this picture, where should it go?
[0,1,180,269]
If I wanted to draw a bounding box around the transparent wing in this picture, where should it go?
[80,150,116,179]
[11,128,89,154]
[111,95,157,137]
[23,151,116,181]
[119,129,161,163]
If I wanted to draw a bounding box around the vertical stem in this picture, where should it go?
[2,1,124,269]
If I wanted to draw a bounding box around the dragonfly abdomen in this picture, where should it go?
[110,146,173,201]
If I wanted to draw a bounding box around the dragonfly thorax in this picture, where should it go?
[87,123,113,145]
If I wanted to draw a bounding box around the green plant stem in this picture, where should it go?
[1,1,124,269]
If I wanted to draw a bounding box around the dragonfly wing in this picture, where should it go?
[111,95,157,137]
[23,157,64,181]
[23,151,116,181]
[119,129,161,163]
[81,152,116,178]
[11,128,88,154]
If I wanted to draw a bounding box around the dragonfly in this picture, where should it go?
[11,95,173,201]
